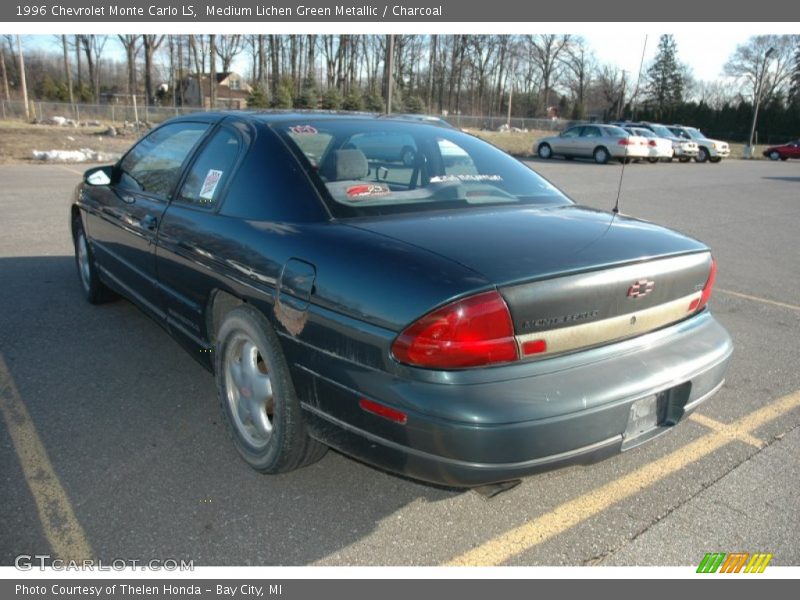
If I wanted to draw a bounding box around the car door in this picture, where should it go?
[789,141,800,159]
[155,122,246,350]
[86,121,211,320]
[551,126,583,155]
[576,125,601,157]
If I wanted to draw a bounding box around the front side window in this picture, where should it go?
[560,127,581,138]
[275,119,572,218]
[118,122,209,200]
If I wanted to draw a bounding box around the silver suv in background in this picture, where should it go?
[667,125,730,163]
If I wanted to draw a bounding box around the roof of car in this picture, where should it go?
[165,110,455,128]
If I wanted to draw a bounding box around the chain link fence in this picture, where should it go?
[0,99,205,124]
[0,99,575,133]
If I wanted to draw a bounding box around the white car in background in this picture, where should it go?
[536,124,649,164]
[668,125,730,163]
[625,127,673,163]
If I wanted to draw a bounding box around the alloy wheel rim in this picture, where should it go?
[224,333,274,449]
[77,233,91,291]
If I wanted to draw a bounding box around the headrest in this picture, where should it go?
[334,149,368,180]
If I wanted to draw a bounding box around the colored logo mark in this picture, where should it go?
[696,552,773,573]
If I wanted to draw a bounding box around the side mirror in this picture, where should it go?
[84,165,113,186]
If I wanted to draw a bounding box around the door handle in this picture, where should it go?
[141,214,158,231]
[121,194,136,204]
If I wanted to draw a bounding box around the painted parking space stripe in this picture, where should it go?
[689,413,766,449]
[716,288,800,312]
[0,356,94,561]
[445,390,800,566]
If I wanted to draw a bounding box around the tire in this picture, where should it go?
[696,147,710,163]
[647,157,659,164]
[401,146,416,167]
[215,305,327,473]
[72,217,115,304]
[769,151,781,161]
[678,156,691,163]
[537,143,553,159]
[781,157,788,161]
[709,157,722,163]
[593,146,610,164]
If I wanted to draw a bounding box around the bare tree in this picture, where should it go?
[209,34,217,108]
[117,35,141,96]
[526,34,571,116]
[78,35,107,102]
[61,35,75,108]
[142,35,165,105]
[724,35,799,103]
[215,34,243,73]
[561,37,594,118]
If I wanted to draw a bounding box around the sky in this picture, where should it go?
[582,32,742,83]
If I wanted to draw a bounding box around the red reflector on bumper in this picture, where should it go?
[522,339,547,355]
[359,398,408,425]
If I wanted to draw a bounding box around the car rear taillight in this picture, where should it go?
[391,290,518,369]
[689,257,717,312]
[618,138,632,146]
[648,140,657,147]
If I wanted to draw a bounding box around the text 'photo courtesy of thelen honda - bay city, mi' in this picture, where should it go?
[70,112,733,488]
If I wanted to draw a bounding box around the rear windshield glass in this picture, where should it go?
[648,124,675,138]
[274,119,572,217]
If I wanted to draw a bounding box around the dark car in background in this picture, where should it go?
[70,112,733,487]
[763,140,800,161]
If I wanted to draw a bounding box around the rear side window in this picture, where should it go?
[177,127,242,208]
[118,122,209,200]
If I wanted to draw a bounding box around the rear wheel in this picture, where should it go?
[769,151,781,161]
[537,143,553,159]
[647,157,659,164]
[709,157,722,163]
[696,147,710,163]
[593,146,610,164]
[215,305,327,473]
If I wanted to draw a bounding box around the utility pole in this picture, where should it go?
[746,47,775,158]
[385,34,394,114]
[17,36,29,121]
[62,35,75,116]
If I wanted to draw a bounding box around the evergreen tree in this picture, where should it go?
[646,35,685,117]
[405,95,426,114]
[321,88,343,110]
[342,89,365,111]
[363,89,385,113]
[247,85,269,108]
[295,80,319,109]
[270,84,293,109]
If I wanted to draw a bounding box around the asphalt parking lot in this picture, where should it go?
[1,158,798,567]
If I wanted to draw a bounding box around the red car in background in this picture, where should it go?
[763,140,800,161]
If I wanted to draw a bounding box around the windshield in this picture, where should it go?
[274,119,572,217]
[684,127,705,141]
[649,124,675,138]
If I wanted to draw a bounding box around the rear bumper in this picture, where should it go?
[298,311,733,487]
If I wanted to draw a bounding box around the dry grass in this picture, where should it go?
[0,120,136,164]
[464,128,553,157]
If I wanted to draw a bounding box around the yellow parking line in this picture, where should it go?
[689,413,766,449]
[445,390,800,566]
[716,288,800,312]
[0,356,94,561]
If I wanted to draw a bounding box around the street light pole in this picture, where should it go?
[746,47,775,157]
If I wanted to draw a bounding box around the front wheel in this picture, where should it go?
[647,157,659,164]
[769,151,781,161]
[678,156,691,163]
[709,157,722,163]
[72,218,115,304]
[696,147,710,163]
[215,305,327,473]
[537,143,553,159]
[593,146,610,164]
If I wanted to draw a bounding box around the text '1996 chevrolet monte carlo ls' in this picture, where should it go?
[70,112,733,488]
